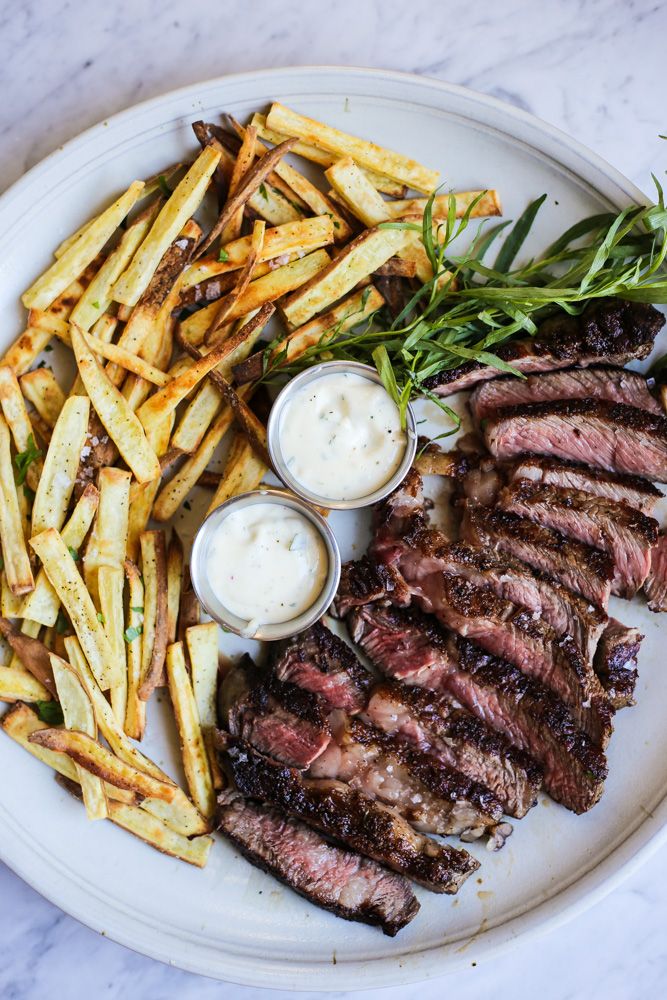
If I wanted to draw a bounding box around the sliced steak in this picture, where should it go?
[360,675,542,818]
[412,573,611,746]
[508,456,663,515]
[348,601,606,813]
[423,298,664,395]
[217,791,419,936]
[271,621,372,713]
[470,365,662,422]
[334,556,412,618]
[308,714,504,837]
[644,534,667,612]
[223,739,479,893]
[499,481,658,598]
[593,619,641,710]
[220,658,331,769]
[484,399,667,482]
[463,504,613,608]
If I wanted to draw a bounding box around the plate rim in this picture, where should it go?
[0,64,663,990]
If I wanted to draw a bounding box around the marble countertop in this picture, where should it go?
[2,0,667,997]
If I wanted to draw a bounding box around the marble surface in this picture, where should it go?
[2,0,667,996]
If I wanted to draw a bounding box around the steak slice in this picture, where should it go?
[644,534,667,612]
[271,621,372,713]
[371,470,607,659]
[308,714,504,837]
[220,658,331,769]
[334,556,412,618]
[508,456,663,515]
[499,481,658,598]
[470,365,662,422]
[463,504,613,608]
[593,618,641,710]
[223,739,479,893]
[412,573,611,746]
[217,791,419,936]
[348,601,606,813]
[484,398,667,482]
[423,298,664,395]
[360,675,542,819]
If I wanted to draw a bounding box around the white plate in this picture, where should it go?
[1,67,666,991]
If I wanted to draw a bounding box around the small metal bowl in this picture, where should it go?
[190,487,341,641]
[267,360,418,510]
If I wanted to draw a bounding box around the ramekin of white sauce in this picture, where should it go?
[267,361,417,509]
[190,488,341,641]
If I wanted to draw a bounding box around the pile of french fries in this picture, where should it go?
[0,102,500,867]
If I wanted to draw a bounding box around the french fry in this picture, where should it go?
[21,483,99,627]
[31,395,89,535]
[112,146,220,306]
[280,227,409,328]
[28,728,177,802]
[179,250,330,346]
[138,530,168,701]
[106,800,212,867]
[82,467,131,603]
[0,416,34,596]
[166,642,215,818]
[250,112,406,196]
[384,190,502,221]
[122,561,145,740]
[205,220,266,343]
[197,137,297,257]
[51,654,108,821]
[98,566,127,725]
[22,181,145,310]
[166,532,183,645]
[0,665,51,703]
[68,200,160,331]
[414,442,464,476]
[83,332,170,386]
[186,622,224,789]
[220,123,258,243]
[70,312,120,396]
[0,366,43,490]
[325,156,389,227]
[0,326,55,378]
[0,703,135,804]
[207,432,268,515]
[29,528,115,691]
[177,567,201,643]
[70,324,160,483]
[247,180,302,225]
[19,368,66,429]
[170,383,223,455]
[65,632,209,835]
[233,285,384,384]
[1,575,26,617]
[126,479,160,563]
[180,216,334,289]
[266,102,439,193]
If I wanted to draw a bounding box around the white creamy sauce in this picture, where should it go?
[206,502,328,626]
[279,372,407,501]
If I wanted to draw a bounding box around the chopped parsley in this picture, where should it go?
[68,546,79,561]
[44,344,53,352]
[14,435,42,485]
[124,624,143,643]
[158,174,172,198]
[34,700,64,725]
[183,500,192,511]
[218,247,230,262]
[55,609,69,635]
[259,182,269,200]
[97,612,105,625]
[92,300,101,310]
[130,606,144,614]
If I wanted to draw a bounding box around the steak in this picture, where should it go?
[220,658,331,769]
[347,601,606,813]
[217,791,419,936]
[593,618,641,710]
[334,556,412,618]
[644,534,667,612]
[463,504,613,608]
[223,739,479,893]
[499,481,658,598]
[508,456,663,515]
[423,298,664,395]
[484,399,667,482]
[360,675,542,818]
[271,621,372,713]
[308,714,504,837]
[469,365,662,422]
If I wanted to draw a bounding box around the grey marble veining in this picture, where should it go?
[2,0,667,996]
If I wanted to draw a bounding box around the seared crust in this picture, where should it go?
[223,740,479,893]
[508,456,663,514]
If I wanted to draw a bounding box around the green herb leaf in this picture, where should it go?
[44,344,53,352]
[68,546,79,561]
[259,183,269,200]
[14,434,42,486]
[124,624,143,643]
[91,300,101,310]
[494,194,547,273]
[183,500,192,511]
[34,700,64,725]
[218,247,230,262]
[97,612,105,625]
[55,609,69,635]
[130,605,144,614]
[158,174,172,198]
